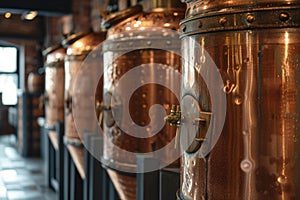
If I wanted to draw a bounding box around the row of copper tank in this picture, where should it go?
[42,0,300,199]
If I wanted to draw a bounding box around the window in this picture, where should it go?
[0,47,17,72]
[0,46,18,105]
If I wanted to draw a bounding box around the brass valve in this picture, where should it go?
[164,105,181,127]
[96,101,111,126]
[164,103,211,151]
[164,105,181,148]
[96,101,111,112]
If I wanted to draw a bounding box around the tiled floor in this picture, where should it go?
[0,135,56,200]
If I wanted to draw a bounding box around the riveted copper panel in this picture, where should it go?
[44,45,66,127]
[102,7,185,200]
[106,168,136,200]
[179,2,300,199]
[63,32,106,140]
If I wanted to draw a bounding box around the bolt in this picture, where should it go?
[279,12,290,22]
[219,17,227,26]
[198,21,202,28]
[246,14,255,23]
[181,25,187,33]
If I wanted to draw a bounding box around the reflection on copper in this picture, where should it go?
[241,31,255,200]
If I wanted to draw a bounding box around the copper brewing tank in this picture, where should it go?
[178,1,300,199]
[43,44,66,128]
[27,72,45,93]
[102,3,185,200]
[62,31,106,143]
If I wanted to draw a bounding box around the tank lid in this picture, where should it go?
[152,0,186,9]
[184,0,300,18]
[61,29,92,47]
[65,31,107,56]
[102,4,143,29]
[181,0,194,2]
[42,43,63,56]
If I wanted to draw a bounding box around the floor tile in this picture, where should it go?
[0,135,56,200]
[6,190,42,200]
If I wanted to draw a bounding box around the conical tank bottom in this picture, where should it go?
[107,168,136,200]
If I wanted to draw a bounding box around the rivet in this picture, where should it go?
[181,25,187,33]
[246,14,255,23]
[198,21,202,28]
[279,12,289,22]
[219,17,227,26]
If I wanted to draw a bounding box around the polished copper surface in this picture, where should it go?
[102,6,185,200]
[151,0,186,9]
[44,45,65,127]
[102,5,143,29]
[183,0,300,18]
[106,168,136,200]
[103,49,181,163]
[179,2,300,200]
[63,32,106,140]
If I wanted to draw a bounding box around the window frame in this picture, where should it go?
[0,45,20,105]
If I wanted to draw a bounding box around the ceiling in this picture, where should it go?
[0,0,72,16]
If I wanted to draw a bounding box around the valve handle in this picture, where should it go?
[174,127,180,149]
[164,104,181,126]
[96,101,111,127]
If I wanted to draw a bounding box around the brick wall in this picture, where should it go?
[45,0,93,47]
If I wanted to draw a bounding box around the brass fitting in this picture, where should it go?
[96,101,111,112]
[164,104,181,148]
[96,101,112,127]
[164,104,181,126]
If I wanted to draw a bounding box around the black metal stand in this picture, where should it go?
[83,133,119,200]
[136,156,160,200]
[44,124,179,199]
[63,141,84,200]
[70,158,83,200]
[45,121,64,200]
[64,144,71,200]
[136,156,180,200]
[159,168,180,200]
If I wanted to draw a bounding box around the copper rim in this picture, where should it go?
[102,5,143,29]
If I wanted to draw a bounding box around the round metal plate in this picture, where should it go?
[180,94,202,153]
